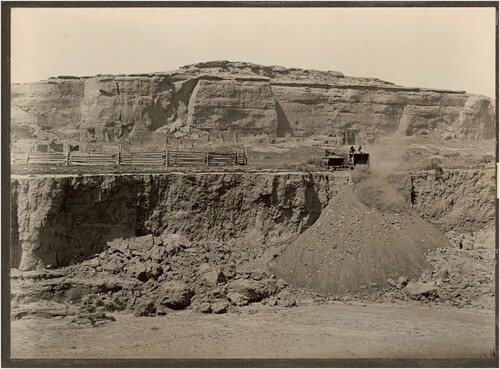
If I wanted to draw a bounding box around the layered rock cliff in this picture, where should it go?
[11,61,495,143]
[10,169,495,271]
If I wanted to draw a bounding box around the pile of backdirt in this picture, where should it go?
[273,185,451,294]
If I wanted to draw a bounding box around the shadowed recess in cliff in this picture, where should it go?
[275,100,293,138]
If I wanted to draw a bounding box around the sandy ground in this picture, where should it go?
[11,301,495,359]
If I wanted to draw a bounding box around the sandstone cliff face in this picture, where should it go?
[10,169,495,271]
[11,172,347,270]
[11,61,495,143]
[186,77,277,134]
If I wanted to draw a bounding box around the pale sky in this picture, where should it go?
[11,7,496,98]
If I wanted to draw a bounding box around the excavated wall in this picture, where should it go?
[10,172,347,270]
[10,169,495,271]
[408,169,496,232]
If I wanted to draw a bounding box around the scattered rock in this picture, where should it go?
[71,311,116,326]
[150,245,168,262]
[404,281,438,300]
[276,278,288,290]
[251,269,267,281]
[227,279,270,303]
[162,233,192,256]
[211,300,229,314]
[102,258,124,274]
[227,292,249,306]
[133,299,156,317]
[157,280,194,309]
[397,276,409,289]
[146,262,163,280]
[437,268,449,282]
[267,296,278,306]
[198,263,226,285]
[222,267,236,279]
[198,302,212,314]
[127,262,148,282]
[276,291,297,307]
[129,234,155,251]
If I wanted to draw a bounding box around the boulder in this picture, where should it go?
[88,258,100,268]
[127,262,148,282]
[227,279,271,303]
[146,262,163,280]
[106,239,129,254]
[129,234,155,251]
[133,299,156,317]
[276,291,297,307]
[397,276,409,289]
[227,292,249,306]
[198,263,226,285]
[198,302,212,314]
[267,296,278,306]
[222,267,236,280]
[404,281,438,300]
[150,245,168,262]
[161,233,192,256]
[275,278,288,290]
[251,269,267,281]
[211,301,229,314]
[157,280,194,309]
[437,268,450,283]
[102,258,125,275]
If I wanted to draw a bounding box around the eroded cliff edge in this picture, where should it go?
[10,169,495,271]
[12,61,495,143]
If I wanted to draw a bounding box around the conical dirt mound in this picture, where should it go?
[273,185,450,294]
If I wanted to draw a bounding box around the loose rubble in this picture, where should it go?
[11,230,296,323]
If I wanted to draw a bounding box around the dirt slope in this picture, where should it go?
[273,185,450,294]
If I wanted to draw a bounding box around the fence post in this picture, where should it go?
[25,151,29,165]
[165,146,169,167]
[65,151,70,166]
[206,151,210,166]
[116,144,121,166]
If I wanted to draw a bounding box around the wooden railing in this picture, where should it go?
[12,149,247,167]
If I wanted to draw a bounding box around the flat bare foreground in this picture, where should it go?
[11,302,494,359]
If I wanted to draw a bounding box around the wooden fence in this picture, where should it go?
[12,149,247,167]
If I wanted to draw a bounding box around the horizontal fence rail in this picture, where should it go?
[12,149,247,167]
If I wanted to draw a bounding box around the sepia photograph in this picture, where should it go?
[2,2,498,366]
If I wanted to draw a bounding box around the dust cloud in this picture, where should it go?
[352,135,409,213]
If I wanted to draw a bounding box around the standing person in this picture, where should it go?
[349,146,355,162]
[358,145,363,153]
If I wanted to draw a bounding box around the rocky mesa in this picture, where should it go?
[11,60,495,143]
